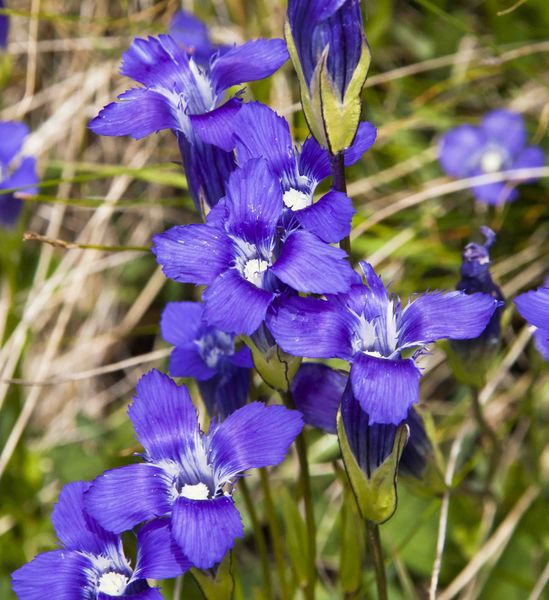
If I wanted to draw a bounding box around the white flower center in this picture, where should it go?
[480,150,504,173]
[283,188,311,211]
[180,482,210,500]
[97,572,128,596]
[243,258,269,287]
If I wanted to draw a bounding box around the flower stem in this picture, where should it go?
[330,151,351,257]
[282,390,317,600]
[239,478,274,600]
[259,468,291,599]
[470,387,501,486]
[365,521,388,600]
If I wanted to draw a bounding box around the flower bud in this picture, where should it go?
[285,0,371,154]
[448,227,504,387]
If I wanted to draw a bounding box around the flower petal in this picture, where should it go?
[89,88,177,139]
[209,401,303,481]
[129,370,200,461]
[533,329,549,360]
[169,10,217,63]
[203,269,274,335]
[232,102,295,179]
[298,136,331,182]
[198,368,251,419]
[291,363,346,433]
[471,178,517,205]
[169,347,216,381]
[294,190,354,243]
[271,229,355,294]
[344,121,377,166]
[11,550,93,600]
[171,496,243,569]
[0,121,29,166]
[268,295,355,360]
[350,354,421,425]
[399,291,500,348]
[135,519,192,580]
[152,224,233,285]
[512,145,545,178]
[480,110,526,157]
[210,39,289,92]
[224,158,282,244]
[438,125,485,177]
[51,481,120,555]
[189,98,243,152]
[514,287,549,330]
[120,35,193,89]
[85,464,173,534]
[160,302,203,347]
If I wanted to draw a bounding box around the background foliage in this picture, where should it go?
[0,0,547,598]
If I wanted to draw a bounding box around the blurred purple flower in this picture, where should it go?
[0,0,8,49]
[169,9,228,64]
[439,109,545,205]
[0,121,38,228]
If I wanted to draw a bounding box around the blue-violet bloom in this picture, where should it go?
[12,480,190,599]
[161,301,253,418]
[439,109,545,205]
[220,101,376,243]
[270,261,500,425]
[292,363,431,478]
[514,281,549,360]
[285,0,371,153]
[89,34,288,212]
[0,121,38,227]
[85,370,303,569]
[169,9,226,65]
[152,158,356,336]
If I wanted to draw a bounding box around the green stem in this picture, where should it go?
[173,574,183,600]
[365,521,388,600]
[470,387,501,486]
[282,390,317,600]
[259,468,290,599]
[330,151,351,257]
[239,478,274,600]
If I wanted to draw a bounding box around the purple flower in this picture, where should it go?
[152,158,356,335]
[11,481,189,599]
[169,9,226,64]
[0,121,38,227]
[161,301,253,418]
[270,262,500,425]
[89,34,288,211]
[220,102,376,243]
[453,227,504,351]
[439,110,545,205]
[285,0,371,152]
[0,0,8,49]
[514,281,549,360]
[85,370,303,569]
[292,363,431,478]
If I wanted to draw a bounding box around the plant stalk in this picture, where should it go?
[365,521,388,600]
[239,478,274,600]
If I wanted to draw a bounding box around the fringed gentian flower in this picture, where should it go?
[169,9,225,64]
[224,102,376,243]
[161,301,252,418]
[89,34,288,213]
[0,121,38,227]
[0,0,8,49]
[153,158,356,336]
[514,281,549,360]
[439,109,545,205]
[291,363,431,478]
[270,261,500,425]
[85,370,303,569]
[11,481,190,599]
[285,0,371,153]
[451,227,504,361]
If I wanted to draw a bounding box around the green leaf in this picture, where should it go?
[192,553,235,600]
[280,487,309,588]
